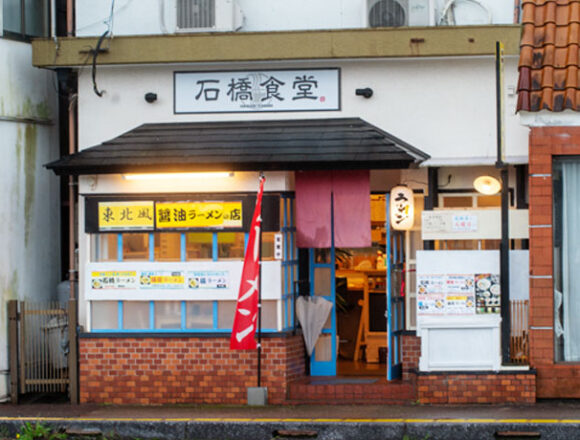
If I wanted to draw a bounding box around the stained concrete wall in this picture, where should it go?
[0,40,61,401]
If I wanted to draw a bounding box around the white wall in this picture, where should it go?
[76,57,528,164]
[75,0,516,37]
[0,40,61,401]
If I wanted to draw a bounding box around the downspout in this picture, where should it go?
[67,0,73,36]
[65,0,80,404]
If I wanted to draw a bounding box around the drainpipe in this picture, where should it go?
[65,0,79,404]
[67,0,74,36]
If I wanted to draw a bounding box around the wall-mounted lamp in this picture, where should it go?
[123,172,234,181]
[144,92,158,103]
[355,88,373,98]
[473,175,501,195]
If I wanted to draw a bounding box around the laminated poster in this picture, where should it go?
[417,274,476,315]
[475,273,501,314]
[187,271,229,290]
[91,271,138,289]
[140,271,185,289]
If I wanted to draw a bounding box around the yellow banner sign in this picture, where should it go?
[156,201,242,229]
[98,201,155,231]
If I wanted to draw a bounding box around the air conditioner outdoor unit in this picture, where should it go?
[176,0,243,32]
[367,0,435,27]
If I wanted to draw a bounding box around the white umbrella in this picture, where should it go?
[296,296,333,356]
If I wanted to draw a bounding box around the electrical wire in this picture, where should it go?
[91,0,116,97]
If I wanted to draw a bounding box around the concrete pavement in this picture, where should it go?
[1,399,580,439]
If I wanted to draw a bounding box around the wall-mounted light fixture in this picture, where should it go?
[123,172,234,181]
[144,92,158,103]
[473,175,501,195]
[355,88,373,98]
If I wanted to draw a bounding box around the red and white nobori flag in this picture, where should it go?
[230,176,265,350]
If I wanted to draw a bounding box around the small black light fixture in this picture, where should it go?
[355,87,373,99]
[144,92,158,103]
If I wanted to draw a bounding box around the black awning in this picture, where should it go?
[46,118,429,176]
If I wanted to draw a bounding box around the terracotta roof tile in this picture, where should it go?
[517,0,580,112]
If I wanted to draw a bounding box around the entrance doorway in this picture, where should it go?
[308,193,407,379]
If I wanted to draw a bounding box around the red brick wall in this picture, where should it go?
[529,127,580,398]
[417,372,536,404]
[79,335,305,405]
[401,334,420,382]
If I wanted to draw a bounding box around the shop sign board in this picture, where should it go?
[155,201,243,229]
[98,201,155,231]
[174,68,340,113]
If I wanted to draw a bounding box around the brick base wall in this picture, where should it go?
[401,334,420,382]
[79,334,305,405]
[417,372,536,404]
[529,126,580,398]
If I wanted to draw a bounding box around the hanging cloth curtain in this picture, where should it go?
[562,162,580,361]
[295,296,334,356]
[295,170,371,248]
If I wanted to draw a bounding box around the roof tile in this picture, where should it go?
[517,0,580,112]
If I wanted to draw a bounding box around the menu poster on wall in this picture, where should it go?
[417,293,445,315]
[475,273,501,314]
[91,271,138,289]
[446,274,475,293]
[187,271,229,290]
[417,274,476,315]
[446,295,475,315]
[140,271,185,289]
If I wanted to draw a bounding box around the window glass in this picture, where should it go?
[154,233,181,261]
[261,300,278,329]
[185,232,213,260]
[553,159,580,362]
[3,0,49,38]
[24,0,48,37]
[217,301,236,329]
[122,233,150,261]
[477,195,501,207]
[91,234,118,262]
[186,301,213,329]
[91,301,118,330]
[123,301,150,329]
[441,196,473,208]
[154,301,181,329]
[3,0,21,35]
[218,232,245,259]
[261,232,277,261]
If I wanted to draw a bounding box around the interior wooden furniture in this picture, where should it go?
[336,269,387,363]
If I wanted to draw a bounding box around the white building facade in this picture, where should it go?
[0,1,61,401]
[32,0,536,405]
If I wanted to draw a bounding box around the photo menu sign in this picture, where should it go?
[417,273,500,316]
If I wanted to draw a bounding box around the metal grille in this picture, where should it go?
[19,301,69,394]
[177,0,216,29]
[368,0,408,27]
[510,299,529,365]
